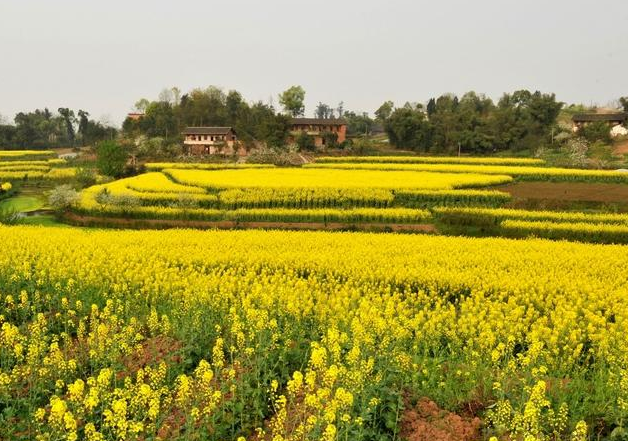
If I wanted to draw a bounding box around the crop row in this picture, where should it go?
[434,207,628,243]
[0,159,65,167]
[433,207,628,227]
[0,168,77,181]
[73,204,432,224]
[0,149,56,160]
[305,162,628,183]
[316,155,545,166]
[500,219,628,244]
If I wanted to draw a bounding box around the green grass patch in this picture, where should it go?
[0,195,46,213]
[21,215,69,227]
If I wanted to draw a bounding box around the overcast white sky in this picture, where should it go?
[0,0,627,126]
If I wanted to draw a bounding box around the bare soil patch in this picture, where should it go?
[400,397,481,441]
[613,140,628,156]
[501,182,628,203]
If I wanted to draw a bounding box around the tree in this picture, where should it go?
[385,107,431,150]
[426,98,436,117]
[134,98,150,113]
[48,185,79,211]
[620,97,628,113]
[279,85,305,117]
[344,111,374,136]
[375,101,394,122]
[226,90,245,122]
[96,140,127,178]
[158,88,174,104]
[171,87,181,106]
[77,110,90,145]
[258,114,291,148]
[336,101,344,118]
[58,108,76,146]
[315,102,334,119]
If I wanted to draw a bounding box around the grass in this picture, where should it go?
[0,195,46,213]
[21,215,69,227]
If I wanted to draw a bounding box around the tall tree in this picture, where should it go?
[374,101,394,122]
[77,110,90,145]
[426,98,436,117]
[134,99,150,113]
[618,97,628,113]
[279,85,305,117]
[336,101,344,118]
[57,108,76,146]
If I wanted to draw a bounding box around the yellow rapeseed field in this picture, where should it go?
[305,162,628,183]
[0,225,625,440]
[164,167,512,190]
[316,156,546,166]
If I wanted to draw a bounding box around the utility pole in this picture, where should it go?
[458,142,461,157]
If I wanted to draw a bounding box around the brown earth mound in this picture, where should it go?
[400,397,481,441]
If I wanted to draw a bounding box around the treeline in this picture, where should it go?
[123,87,293,148]
[379,90,563,154]
[0,108,116,149]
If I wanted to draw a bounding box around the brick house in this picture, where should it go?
[182,127,240,155]
[290,118,347,148]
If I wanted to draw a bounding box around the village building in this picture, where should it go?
[572,113,627,135]
[182,127,241,155]
[290,118,347,147]
[126,112,144,121]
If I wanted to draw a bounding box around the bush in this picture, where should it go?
[75,167,98,188]
[295,132,316,151]
[580,121,612,144]
[0,207,22,225]
[48,185,80,211]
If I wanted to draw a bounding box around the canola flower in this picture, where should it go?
[73,203,431,224]
[0,182,11,193]
[0,225,627,439]
[164,167,513,190]
[124,172,207,194]
[434,206,628,226]
[435,207,628,243]
[316,155,546,166]
[75,171,512,224]
[305,162,628,183]
[0,150,56,160]
[500,219,628,244]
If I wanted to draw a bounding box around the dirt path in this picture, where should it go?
[63,212,438,233]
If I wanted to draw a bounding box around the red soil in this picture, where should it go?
[400,398,482,441]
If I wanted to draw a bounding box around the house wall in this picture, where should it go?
[183,130,238,154]
[290,124,347,145]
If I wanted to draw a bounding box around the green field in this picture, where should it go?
[0,195,46,212]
